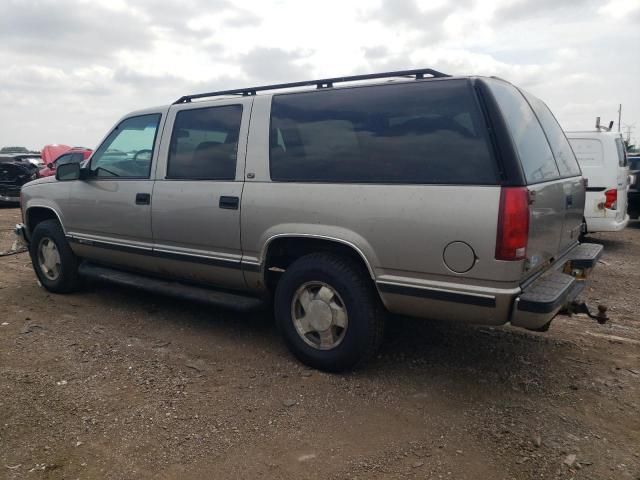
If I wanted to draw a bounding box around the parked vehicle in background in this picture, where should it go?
[41,144,71,165]
[628,154,640,219]
[9,152,43,168]
[0,146,31,154]
[38,147,92,178]
[0,155,38,204]
[566,131,629,233]
[16,69,604,371]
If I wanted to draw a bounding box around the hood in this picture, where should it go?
[21,175,57,188]
[41,144,71,164]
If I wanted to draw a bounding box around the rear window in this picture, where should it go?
[615,138,628,167]
[486,80,559,184]
[524,93,581,177]
[269,79,497,184]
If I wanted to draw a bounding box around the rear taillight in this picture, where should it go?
[495,187,530,261]
[604,189,617,210]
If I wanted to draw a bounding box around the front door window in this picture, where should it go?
[90,114,161,178]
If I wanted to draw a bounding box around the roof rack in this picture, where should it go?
[173,68,450,104]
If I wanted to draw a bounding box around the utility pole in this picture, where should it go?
[622,124,634,143]
[618,104,622,132]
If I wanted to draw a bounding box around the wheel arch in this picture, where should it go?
[26,206,65,237]
[261,234,377,294]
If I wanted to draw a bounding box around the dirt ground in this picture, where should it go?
[0,205,638,480]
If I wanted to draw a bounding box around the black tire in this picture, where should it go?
[29,219,80,293]
[274,252,384,372]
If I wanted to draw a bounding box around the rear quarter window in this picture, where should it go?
[486,80,559,184]
[524,93,581,177]
[269,79,498,184]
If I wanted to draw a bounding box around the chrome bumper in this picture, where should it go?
[510,243,603,330]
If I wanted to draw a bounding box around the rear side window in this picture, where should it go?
[167,105,242,180]
[487,80,559,184]
[524,93,581,177]
[615,138,628,167]
[269,80,497,184]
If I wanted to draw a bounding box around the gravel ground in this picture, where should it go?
[1,205,639,479]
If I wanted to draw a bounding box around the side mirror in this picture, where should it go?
[56,162,80,181]
[47,163,54,169]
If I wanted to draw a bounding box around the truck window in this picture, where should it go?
[167,105,242,180]
[524,93,581,177]
[54,153,73,167]
[486,80,559,184]
[269,80,497,184]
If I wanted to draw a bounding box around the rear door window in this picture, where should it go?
[269,79,497,184]
[167,105,242,180]
[486,80,559,184]
[524,93,581,177]
[615,138,628,167]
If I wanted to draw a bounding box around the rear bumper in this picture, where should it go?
[510,243,603,330]
[585,214,629,232]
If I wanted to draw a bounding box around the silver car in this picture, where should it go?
[16,68,604,371]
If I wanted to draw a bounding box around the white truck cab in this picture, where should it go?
[566,131,629,233]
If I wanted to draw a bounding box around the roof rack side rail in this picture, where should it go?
[173,68,450,104]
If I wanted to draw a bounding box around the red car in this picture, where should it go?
[39,145,92,178]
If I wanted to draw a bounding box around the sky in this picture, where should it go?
[0,0,639,151]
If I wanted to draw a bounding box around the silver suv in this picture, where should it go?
[16,69,604,371]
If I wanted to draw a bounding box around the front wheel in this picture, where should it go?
[29,219,80,293]
[274,253,384,372]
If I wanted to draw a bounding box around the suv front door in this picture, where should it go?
[150,98,252,290]
[64,112,165,272]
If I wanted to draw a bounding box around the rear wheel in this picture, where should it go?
[29,219,80,293]
[274,252,384,372]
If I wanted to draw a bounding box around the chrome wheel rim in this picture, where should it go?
[37,237,61,281]
[291,282,348,350]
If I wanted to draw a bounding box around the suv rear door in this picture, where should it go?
[150,97,252,290]
[484,80,582,278]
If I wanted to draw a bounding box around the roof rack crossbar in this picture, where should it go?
[173,68,450,104]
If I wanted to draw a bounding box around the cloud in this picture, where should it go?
[494,0,598,21]
[239,48,312,83]
[0,0,638,149]
[0,1,152,62]
[362,0,474,42]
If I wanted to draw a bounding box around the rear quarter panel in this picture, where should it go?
[242,97,524,294]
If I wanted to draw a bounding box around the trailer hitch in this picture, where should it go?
[567,301,608,324]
